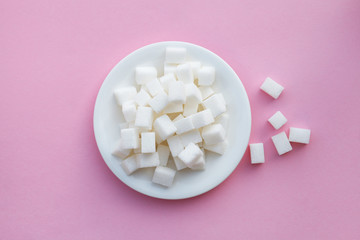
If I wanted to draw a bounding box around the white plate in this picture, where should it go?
[93,41,251,199]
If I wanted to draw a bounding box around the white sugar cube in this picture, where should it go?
[204,140,228,155]
[190,156,205,170]
[173,156,187,170]
[121,128,140,149]
[135,89,151,106]
[164,64,177,76]
[185,83,202,104]
[260,77,284,99]
[191,109,215,129]
[176,63,194,83]
[163,103,183,114]
[201,124,226,145]
[112,139,131,159]
[145,78,164,97]
[174,117,194,134]
[165,47,186,64]
[199,86,214,100]
[153,115,177,140]
[159,73,177,92]
[121,155,138,175]
[178,142,203,168]
[136,152,160,168]
[289,127,311,144]
[122,100,137,122]
[189,61,201,79]
[183,102,198,117]
[250,143,265,164]
[202,93,226,118]
[198,66,215,86]
[167,135,184,157]
[173,114,184,122]
[157,145,170,166]
[268,111,287,130]
[134,107,153,129]
[152,166,176,187]
[135,66,157,85]
[114,87,137,106]
[141,132,156,153]
[271,132,292,155]
[155,133,163,144]
[179,129,202,146]
[215,113,229,131]
[168,81,186,104]
[148,92,169,113]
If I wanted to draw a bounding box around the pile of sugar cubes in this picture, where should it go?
[112,47,228,187]
[250,77,311,164]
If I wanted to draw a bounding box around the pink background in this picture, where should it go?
[1,0,360,239]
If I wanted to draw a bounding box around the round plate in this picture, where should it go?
[93,41,251,199]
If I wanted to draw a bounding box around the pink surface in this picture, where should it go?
[1,0,360,239]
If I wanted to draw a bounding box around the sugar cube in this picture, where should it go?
[178,143,203,168]
[122,100,137,122]
[136,152,160,168]
[167,135,184,157]
[164,64,177,76]
[163,103,183,114]
[179,129,202,147]
[114,87,137,106]
[188,61,201,79]
[165,47,186,64]
[168,81,186,104]
[174,117,194,134]
[199,86,214,100]
[135,89,151,106]
[250,143,265,164]
[202,93,226,118]
[112,139,131,159]
[215,113,229,131]
[121,128,140,149]
[289,127,311,144]
[134,107,153,129]
[260,77,284,99]
[145,78,164,97]
[173,114,184,122]
[203,140,228,155]
[157,145,170,166]
[183,102,198,117]
[268,111,287,130]
[159,73,177,92]
[135,66,157,85]
[152,166,176,187]
[173,156,187,170]
[271,132,292,155]
[121,155,138,175]
[176,63,194,83]
[198,66,215,86]
[190,156,205,170]
[201,124,226,145]
[153,115,177,140]
[141,132,156,153]
[185,83,202,104]
[191,109,215,129]
[148,92,169,113]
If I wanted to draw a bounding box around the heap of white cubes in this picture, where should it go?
[111,47,228,187]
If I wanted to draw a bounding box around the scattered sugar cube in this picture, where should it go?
[152,166,176,187]
[199,86,214,100]
[173,156,187,170]
[176,63,194,83]
[163,103,183,114]
[198,66,215,86]
[121,155,138,175]
[135,66,157,85]
[134,107,153,129]
[268,111,287,130]
[183,102,198,117]
[114,87,137,106]
[135,89,151,106]
[289,127,311,144]
[167,135,184,157]
[148,92,169,113]
[174,117,194,134]
[179,129,202,146]
[121,128,140,149]
[168,81,186,104]
[122,100,137,122]
[141,132,156,153]
[188,61,201,79]
[201,124,226,145]
[250,143,265,164]
[136,152,160,168]
[144,78,164,97]
[157,145,170,166]
[190,156,205,170]
[173,114,184,122]
[112,139,131,159]
[153,115,177,140]
[271,132,292,155]
[155,132,163,144]
[260,77,284,99]
[164,64,177,76]
[185,83,202,104]
[215,113,229,131]
[203,140,228,155]
[191,109,215,129]
[202,93,226,118]
[159,73,177,92]
[178,142,203,168]
[165,47,186,64]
